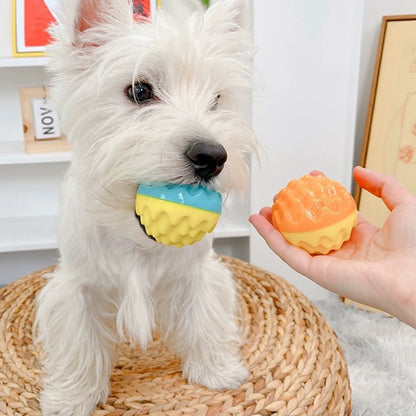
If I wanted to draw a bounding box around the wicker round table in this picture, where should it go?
[0,256,351,416]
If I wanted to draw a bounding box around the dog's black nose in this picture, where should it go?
[185,141,227,180]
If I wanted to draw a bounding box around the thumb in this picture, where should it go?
[354,166,415,210]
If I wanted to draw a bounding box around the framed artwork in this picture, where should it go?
[12,0,162,56]
[12,0,57,57]
[19,87,70,154]
[356,15,416,228]
[133,0,159,20]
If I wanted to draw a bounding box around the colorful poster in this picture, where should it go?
[133,0,151,19]
[12,0,56,56]
[12,0,160,57]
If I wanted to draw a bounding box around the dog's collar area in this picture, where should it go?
[135,213,156,242]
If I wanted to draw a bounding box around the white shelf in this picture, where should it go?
[214,215,249,238]
[0,215,58,253]
[0,214,249,253]
[0,57,48,68]
[0,141,71,165]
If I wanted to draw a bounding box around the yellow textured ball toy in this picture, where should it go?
[135,184,222,248]
[272,175,358,254]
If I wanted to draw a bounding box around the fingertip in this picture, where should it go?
[353,165,366,180]
[259,205,272,215]
[249,211,276,236]
[310,170,325,177]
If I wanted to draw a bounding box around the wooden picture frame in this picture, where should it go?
[19,87,70,154]
[355,15,416,228]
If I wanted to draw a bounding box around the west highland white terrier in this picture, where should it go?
[35,0,257,414]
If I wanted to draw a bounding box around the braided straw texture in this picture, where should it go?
[0,256,351,416]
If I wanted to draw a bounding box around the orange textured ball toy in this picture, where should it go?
[272,175,358,254]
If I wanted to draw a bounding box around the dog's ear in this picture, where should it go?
[51,0,134,46]
[161,0,250,28]
[76,0,137,33]
[158,0,204,19]
[208,0,250,30]
[77,0,107,33]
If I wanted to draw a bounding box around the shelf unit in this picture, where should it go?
[0,213,249,254]
[0,210,249,254]
[0,140,72,165]
[0,57,49,67]
[0,56,251,285]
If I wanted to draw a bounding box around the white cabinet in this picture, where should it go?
[0,58,250,285]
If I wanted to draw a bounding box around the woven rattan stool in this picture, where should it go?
[0,256,351,416]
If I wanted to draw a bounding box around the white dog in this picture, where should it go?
[35,0,256,414]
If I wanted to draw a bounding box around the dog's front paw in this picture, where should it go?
[184,359,249,390]
[40,401,95,416]
[40,387,106,416]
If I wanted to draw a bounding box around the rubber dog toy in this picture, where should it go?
[135,183,222,248]
[271,175,357,254]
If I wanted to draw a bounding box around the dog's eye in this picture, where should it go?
[126,82,154,104]
[211,94,221,111]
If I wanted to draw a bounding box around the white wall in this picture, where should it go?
[0,1,13,56]
[250,0,415,301]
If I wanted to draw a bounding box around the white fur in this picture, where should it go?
[35,0,256,415]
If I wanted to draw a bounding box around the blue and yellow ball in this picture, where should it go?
[135,183,222,248]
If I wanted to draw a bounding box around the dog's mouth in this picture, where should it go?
[135,212,156,241]
[134,180,222,246]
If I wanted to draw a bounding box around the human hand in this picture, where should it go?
[249,166,416,327]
